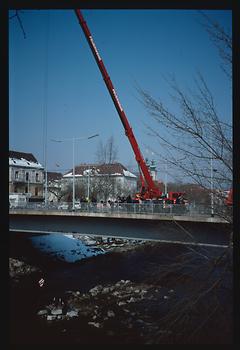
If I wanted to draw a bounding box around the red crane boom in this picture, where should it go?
[74,9,162,199]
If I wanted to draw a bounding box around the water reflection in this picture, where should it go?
[30,233,105,263]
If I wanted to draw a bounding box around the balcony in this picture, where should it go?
[11,178,26,184]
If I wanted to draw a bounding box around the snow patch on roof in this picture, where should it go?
[123,169,137,178]
[66,163,129,176]
[9,157,43,169]
[63,172,83,178]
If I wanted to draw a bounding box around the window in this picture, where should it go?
[15,171,19,180]
[35,187,38,196]
[25,186,28,193]
[26,172,29,181]
[36,173,39,182]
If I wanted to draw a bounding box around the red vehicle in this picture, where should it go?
[225,189,233,206]
[167,192,185,204]
[74,10,185,204]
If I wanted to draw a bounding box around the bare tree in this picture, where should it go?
[48,181,72,202]
[94,136,119,200]
[83,172,115,202]
[137,13,232,222]
[75,182,87,201]
[144,243,233,344]
[136,14,233,342]
[94,176,116,202]
[95,136,118,164]
[138,72,232,192]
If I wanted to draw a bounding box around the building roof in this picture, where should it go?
[63,163,137,178]
[47,172,63,181]
[9,150,43,169]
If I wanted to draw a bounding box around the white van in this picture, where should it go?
[9,193,27,209]
[74,201,81,210]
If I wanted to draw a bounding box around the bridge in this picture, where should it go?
[9,203,232,248]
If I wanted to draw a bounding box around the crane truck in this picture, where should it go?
[74,9,185,204]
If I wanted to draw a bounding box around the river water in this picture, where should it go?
[9,231,233,345]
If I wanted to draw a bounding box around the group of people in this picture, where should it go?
[75,193,187,207]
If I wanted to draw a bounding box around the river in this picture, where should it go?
[9,231,233,345]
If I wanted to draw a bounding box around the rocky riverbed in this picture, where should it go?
[9,257,42,282]
[9,233,233,345]
[36,279,175,341]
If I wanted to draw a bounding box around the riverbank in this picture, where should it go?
[9,233,233,344]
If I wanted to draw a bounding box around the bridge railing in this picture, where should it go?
[9,201,232,219]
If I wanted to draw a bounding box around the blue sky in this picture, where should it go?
[9,9,232,181]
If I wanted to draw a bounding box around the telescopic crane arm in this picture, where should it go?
[74,9,162,199]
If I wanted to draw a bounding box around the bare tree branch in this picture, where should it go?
[137,69,232,207]
[198,11,232,79]
[95,135,118,164]
[9,10,26,39]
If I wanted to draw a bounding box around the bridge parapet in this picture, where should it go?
[9,202,232,224]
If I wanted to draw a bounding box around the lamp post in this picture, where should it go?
[87,166,90,201]
[209,123,215,217]
[164,163,168,196]
[28,174,30,201]
[44,170,48,206]
[51,134,99,210]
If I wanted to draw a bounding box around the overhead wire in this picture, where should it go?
[43,11,50,204]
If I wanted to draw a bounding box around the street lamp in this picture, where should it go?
[209,131,218,217]
[164,163,168,196]
[51,134,99,210]
[87,166,91,201]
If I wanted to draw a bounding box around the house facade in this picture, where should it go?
[63,163,137,202]
[9,150,44,202]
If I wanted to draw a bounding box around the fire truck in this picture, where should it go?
[74,10,185,204]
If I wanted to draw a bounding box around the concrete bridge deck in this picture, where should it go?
[9,209,232,248]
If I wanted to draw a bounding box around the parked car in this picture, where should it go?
[58,201,81,211]
[74,201,81,210]
[69,201,81,211]
[58,202,69,210]
[9,193,27,209]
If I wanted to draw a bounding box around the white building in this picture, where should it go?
[9,150,44,202]
[63,163,137,201]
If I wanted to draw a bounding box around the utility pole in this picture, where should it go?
[87,166,90,201]
[72,137,75,210]
[51,134,99,211]
[164,163,168,196]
